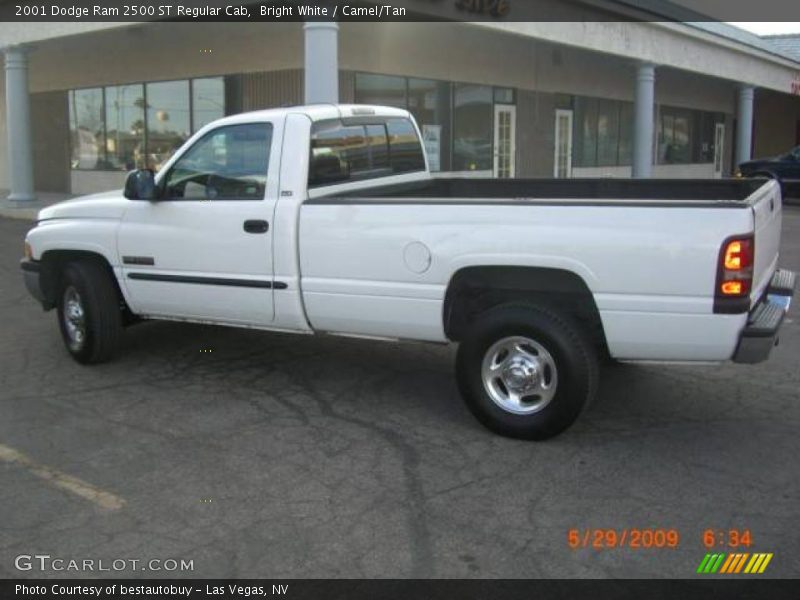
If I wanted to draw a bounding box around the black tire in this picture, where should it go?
[56,260,122,364]
[456,303,598,440]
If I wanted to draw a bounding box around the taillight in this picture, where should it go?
[714,235,754,314]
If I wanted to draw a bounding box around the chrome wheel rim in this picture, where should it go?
[480,336,558,415]
[62,286,86,352]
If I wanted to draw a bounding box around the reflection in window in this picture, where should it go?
[408,78,450,172]
[574,97,598,168]
[105,84,145,171]
[573,96,635,168]
[618,103,633,166]
[308,118,425,187]
[453,84,492,171]
[387,118,426,173]
[192,77,225,132]
[494,88,515,104]
[69,77,227,172]
[146,80,191,171]
[354,73,406,108]
[659,107,692,164]
[164,123,272,200]
[69,88,105,169]
[597,99,620,167]
[309,121,389,186]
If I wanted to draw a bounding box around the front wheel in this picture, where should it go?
[456,304,598,440]
[56,261,122,364]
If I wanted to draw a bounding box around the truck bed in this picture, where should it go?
[316,177,768,207]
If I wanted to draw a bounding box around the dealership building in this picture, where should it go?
[1,1,800,203]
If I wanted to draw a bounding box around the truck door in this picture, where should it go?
[117,119,280,326]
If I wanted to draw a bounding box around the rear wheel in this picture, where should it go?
[56,261,122,364]
[456,304,598,440]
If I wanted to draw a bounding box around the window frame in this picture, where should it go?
[158,121,274,202]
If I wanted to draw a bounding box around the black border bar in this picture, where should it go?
[3,0,800,22]
[3,579,800,600]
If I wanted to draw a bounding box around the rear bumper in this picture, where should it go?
[733,269,796,364]
[20,259,46,305]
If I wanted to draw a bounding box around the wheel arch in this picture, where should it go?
[39,249,125,312]
[443,265,608,354]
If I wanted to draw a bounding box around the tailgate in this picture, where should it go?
[749,179,782,306]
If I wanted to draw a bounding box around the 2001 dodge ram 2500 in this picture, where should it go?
[21,104,796,440]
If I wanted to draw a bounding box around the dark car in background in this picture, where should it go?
[738,146,800,199]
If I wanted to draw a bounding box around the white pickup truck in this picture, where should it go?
[21,104,796,440]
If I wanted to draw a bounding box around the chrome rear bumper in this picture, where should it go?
[733,269,795,364]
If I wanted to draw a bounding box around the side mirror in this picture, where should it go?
[123,169,157,200]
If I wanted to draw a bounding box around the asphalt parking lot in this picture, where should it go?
[1,209,798,580]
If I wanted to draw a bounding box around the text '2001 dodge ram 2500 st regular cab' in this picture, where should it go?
[21,104,796,440]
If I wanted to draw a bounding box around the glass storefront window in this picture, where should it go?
[494,88,515,104]
[597,99,620,167]
[146,80,191,171]
[453,83,493,171]
[192,77,225,132]
[618,102,633,166]
[105,84,145,171]
[574,97,598,168]
[68,88,105,169]
[574,97,637,168]
[659,107,692,164]
[70,77,227,172]
[354,73,406,108]
[408,78,450,172]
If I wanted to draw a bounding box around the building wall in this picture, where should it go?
[242,69,303,110]
[25,22,304,93]
[515,90,558,177]
[753,89,800,159]
[31,91,70,193]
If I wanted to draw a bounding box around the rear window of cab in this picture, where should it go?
[308,117,426,187]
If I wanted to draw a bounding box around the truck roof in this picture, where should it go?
[211,104,412,127]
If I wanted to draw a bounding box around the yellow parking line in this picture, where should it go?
[0,443,125,510]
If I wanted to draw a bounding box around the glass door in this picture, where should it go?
[493,105,516,178]
[554,109,573,178]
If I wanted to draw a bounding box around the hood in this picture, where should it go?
[37,190,129,222]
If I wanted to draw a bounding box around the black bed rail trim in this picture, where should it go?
[305,176,766,206]
[128,272,287,289]
[304,198,748,208]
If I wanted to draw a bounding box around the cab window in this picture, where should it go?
[308,118,425,187]
[163,123,272,200]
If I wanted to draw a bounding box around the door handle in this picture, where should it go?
[243,220,269,234]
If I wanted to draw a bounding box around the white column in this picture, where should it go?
[4,46,35,202]
[303,22,339,104]
[632,62,656,178]
[736,85,755,166]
